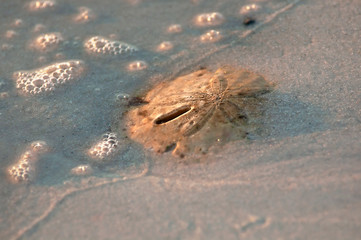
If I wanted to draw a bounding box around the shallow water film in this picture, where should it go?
[1,0,361,239]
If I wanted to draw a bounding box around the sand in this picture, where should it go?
[0,0,360,239]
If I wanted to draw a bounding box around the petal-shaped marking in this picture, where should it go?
[154,92,208,107]
[209,69,228,95]
[228,86,272,97]
[219,100,248,126]
[227,74,273,97]
[182,104,215,136]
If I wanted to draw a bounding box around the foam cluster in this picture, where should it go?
[28,0,56,11]
[240,4,261,15]
[33,24,46,33]
[84,36,138,56]
[200,30,222,43]
[12,19,23,27]
[71,164,93,176]
[88,132,119,160]
[167,24,182,33]
[74,7,96,23]
[194,12,225,27]
[1,43,13,51]
[32,32,63,52]
[7,141,49,183]
[0,92,9,99]
[127,61,148,71]
[5,30,18,39]
[157,41,173,52]
[14,60,85,95]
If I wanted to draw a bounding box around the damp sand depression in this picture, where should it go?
[1,0,361,239]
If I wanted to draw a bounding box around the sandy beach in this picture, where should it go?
[0,0,360,239]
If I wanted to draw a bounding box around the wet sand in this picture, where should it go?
[1,0,360,239]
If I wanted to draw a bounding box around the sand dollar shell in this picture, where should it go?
[126,66,274,157]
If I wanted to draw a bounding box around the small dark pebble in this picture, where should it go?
[243,16,256,26]
[128,97,148,107]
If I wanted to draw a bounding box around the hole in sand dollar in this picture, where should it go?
[154,105,192,125]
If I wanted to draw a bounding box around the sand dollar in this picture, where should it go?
[125,66,274,157]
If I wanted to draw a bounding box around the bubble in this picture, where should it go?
[200,30,222,43]
[167,24,182,33]
[84,36,138,56]
[194,12,225,27]
[157,41,173,52]
[127,61,148,71]
[30,141,49,153]
[7,141,50,183]
[31,32,63,52]
[0,92,9,99]
[115,92,130,101]
[73,6,96,23]
[240,4,261,15]
[5,30,18,39]
[70,164,93,176]
[33,24,46,32]
[13,60,85,95]
[28,0,57,12]
[88,132,119,160]
[126,0,142,5]
[55,52,65,60]
[1,43,13,51]
[12,19,23,27]
[37,56,48,63]
[109,34,118,39]
[7,151,36,183]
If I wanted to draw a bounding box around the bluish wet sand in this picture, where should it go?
[1,0,360,239]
